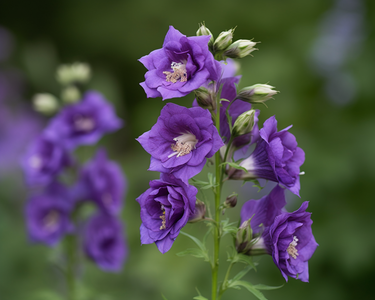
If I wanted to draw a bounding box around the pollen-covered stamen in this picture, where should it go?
[43,210,60,231]
[287,236,299,259]
[163,62,187,83]
[168,132,198,158]
[159,205,166,230]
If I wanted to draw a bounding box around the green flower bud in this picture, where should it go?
[61,86,81,104]
[237,84,278,105]
[232,109,255,137]
[196,23,214,48]
[32,93,59,115]
[188,199,206,223]
[224,192,238,208]
[236,219,253,254]
[194,87,215,110]
[56,62,91,86]
[224,39,257,59]
[213,29,234,53]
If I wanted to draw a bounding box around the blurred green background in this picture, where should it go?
[1,0,375,299]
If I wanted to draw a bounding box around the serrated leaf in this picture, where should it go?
[220,162,248,173]
[221,219,238,237]
[252,284,283,290]
[176,248,206,259]
[228,281,267,300]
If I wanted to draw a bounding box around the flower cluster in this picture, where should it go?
[138,24,317,286]
[22,68,127,272]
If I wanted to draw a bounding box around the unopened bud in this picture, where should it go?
[61,86,81,104]
[194,87,215,110]
[32,93,59,115]
[224,193,238,208]
[213,29,234,53]
[56,62,91,85]
[196,24,214,48]
[232,109,255,137]
[236,219,253,254]
[188,199,206,223]
[237,84,278,105]
[224,39,257,59]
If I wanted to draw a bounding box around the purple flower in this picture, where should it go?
[45,91,122,149]
[75,149,126,215]
[83,213,127,272]
[139,26,220,100]
[137,102,223,184]
[263,202,318,282]
[136,173,197,254]
[22,134,72,187]
[25,184,74,246]
[231,116,305,196]
[240,184,286,235]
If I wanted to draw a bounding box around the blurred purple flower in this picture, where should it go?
[25,183,74,246]
[231,116,305,196]
[0,26,13,62]
[139,26,220,100]
[137,173,197,254]
[45,91,122,149]
[263,202,318,282]
[137,103,223,184]
[240,184,286,235]
[22,134,72,187]
[83,213,127,272]
[75,149,126,215]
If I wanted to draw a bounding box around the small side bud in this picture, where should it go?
[32,93,59,115]
[236,219,253,254]
[194,87,215,110]
[56,62,91,86]
[196,23,214,49]
[224,39,257,59]
[188,199,206,223]
[224,192,238,208]
[61,86,81,104]
[232,109,255,137]
[237,84,278,105]
[213,29,234,53]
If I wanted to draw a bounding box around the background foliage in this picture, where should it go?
[1,0,374,299]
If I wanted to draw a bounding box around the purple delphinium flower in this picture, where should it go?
[83,213,127,272]
[136,173,197,254]
[75,149,126,215]
[22,134,72,187]
[263,202,318,282]
[45,91,122,149]
[25,183,74,246]
[137,102,223,184]
[231,116,305,196]
[139,26,220,100]
[240,184,286,235]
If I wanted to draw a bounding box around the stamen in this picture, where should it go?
[74,116,95,132]
[163,62,187,83]
[43,210,60,231]
[287,236,299,259]
[159,210,166,230]
[168,132,198,158]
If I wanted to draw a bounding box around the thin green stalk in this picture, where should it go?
[219,261,235,299]
[65,234,76,300]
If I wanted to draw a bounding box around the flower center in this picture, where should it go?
[43,210,60,232]
[168,132,198,158]
[287,236,299,259]
[74,116,95,132]
[163,62,187,83]
[159,205,166,230]
[29,155,43,169]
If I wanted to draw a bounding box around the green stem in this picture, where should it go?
[219,261,235,299]
[65,234,76,300]
[212,90,222,300]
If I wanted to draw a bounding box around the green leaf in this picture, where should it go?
[176,248,207,259]
[161,294,169,300]
[220,98,231,103]
[231,265,253,282]
[193,296,209,300]
[221,219,238,237]
[236,253,257,271]
[253,284,284,290]
[228,281,268,300]
[220,162,248,173]
[180,231,206,252]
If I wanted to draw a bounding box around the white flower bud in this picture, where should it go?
[237,84,278,104]
[196,24,214,48]
[224,39,257,58]
[213,29,234,52]
[56,62,91,85]
[33,93,59,115]
[232,109,255,137]
[61,86,81,104]
[194,87,215,110]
